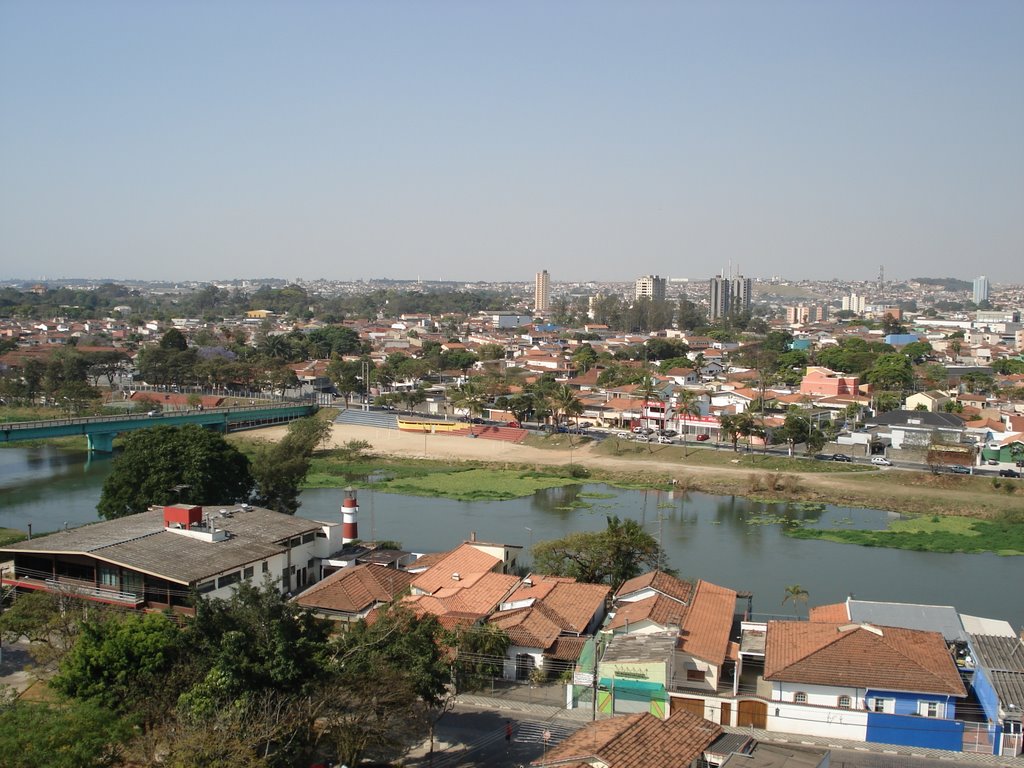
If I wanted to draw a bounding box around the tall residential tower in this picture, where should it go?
[973,275,990,305]
[534,270,550,313]
[634,275,667,302]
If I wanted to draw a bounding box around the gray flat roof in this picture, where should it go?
[847,599,967,643]
[602,632,677,664]
[1,506,323,585]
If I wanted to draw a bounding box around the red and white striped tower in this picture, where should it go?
[341,487,359,544]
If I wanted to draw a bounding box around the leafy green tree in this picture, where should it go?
[160,328,189,352]
[532,515,668,588]
[0,698,132,768]
[718,413,741,451]
[250,416,331,514]
[327,358,366,406]
[865,353,913,392]
[52,612,184,721]
[97,425,254,519]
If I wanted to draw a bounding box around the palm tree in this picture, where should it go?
[636,374,662,432]
[718,413,741,452]
[782,584,809,617]
[451,380,487,421]
[551,384,583,428]
[675,389,701,456]
[258,333,292,361]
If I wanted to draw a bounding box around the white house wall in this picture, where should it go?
[766,701,868,741]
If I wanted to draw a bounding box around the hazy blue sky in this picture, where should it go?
[2,1,1022,284]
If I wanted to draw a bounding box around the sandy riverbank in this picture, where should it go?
[246,423,1023,518]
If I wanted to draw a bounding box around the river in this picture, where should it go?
[1,445,1020,624]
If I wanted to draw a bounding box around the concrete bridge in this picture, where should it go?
[0,403,318,452]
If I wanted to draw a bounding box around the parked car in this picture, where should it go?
[658,429,677,437]
[870,456,892,466]
[986,459,999,465]
[146,410,159,417]
[949,465,971,475]
[657,435,674,444]
[998,469,1021,478]
[832,454,853,463]
[695,434,710,442]
[506,421,521,428]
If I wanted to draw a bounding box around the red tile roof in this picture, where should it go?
[808,602,850,623]
[533,709,722,768]
[764,622,966,696]
[293,563,414,614]
[616,570,694,603]
[677,580,737,667]
[411,543,503,595]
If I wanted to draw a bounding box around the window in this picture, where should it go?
[686,669,707,682]
[262,561,269,573]
[217,571,241,589]
[302,532,315,544]
[307,559,314,569]
[919,701,941,718]
[837,695,852,709]
[243,566,254,580]
[196,581,216,594]
[289,537,301,548]
[794,692,808,704]
[871,698,893,714]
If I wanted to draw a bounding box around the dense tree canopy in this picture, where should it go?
[97,425,254,519]
[532,515,669,588]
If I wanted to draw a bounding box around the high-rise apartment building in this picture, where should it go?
[842,293,867,314]
[634,275,667,302]
[730,276,752,314]
[709,276,731,320]
[973,275,990,305]
[534,270,550,313]
[709,274,752,320]
[785,304,830,324]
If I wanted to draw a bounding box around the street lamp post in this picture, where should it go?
[524,527,533,561]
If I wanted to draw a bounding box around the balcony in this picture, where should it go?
[1,570,144,608]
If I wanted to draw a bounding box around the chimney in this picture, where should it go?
[452,572,461,581]
[470,531,477,542]
[341,487,359,544]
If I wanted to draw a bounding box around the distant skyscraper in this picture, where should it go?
[634,275,667,302]
[709,276,731,320]
[730,276,752,314]
[973,275,989,305]
[534,270,550,313]
[709,274,751,320]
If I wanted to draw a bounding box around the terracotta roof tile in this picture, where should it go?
[616,570,693,604]
[677,580,737,667]
[293,563,414,614]
[534,709,722,768]
[540,581,610,634]
[764,621,966,696]
[606,594,689,631]
[808,602,850,623]
[411,543,503,595]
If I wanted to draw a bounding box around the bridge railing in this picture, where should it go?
[0,403,315,431]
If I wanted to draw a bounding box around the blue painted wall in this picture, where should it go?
[866,712,964,751]
[969,667,1002,755]
[865,689,963,750]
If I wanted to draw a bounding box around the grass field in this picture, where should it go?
[374,467,582,500]
[0,527,27,547]
[591,438,874,474]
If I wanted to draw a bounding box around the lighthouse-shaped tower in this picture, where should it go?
[341,487,359,545]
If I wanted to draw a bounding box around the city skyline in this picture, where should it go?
[1,2,1022,283]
